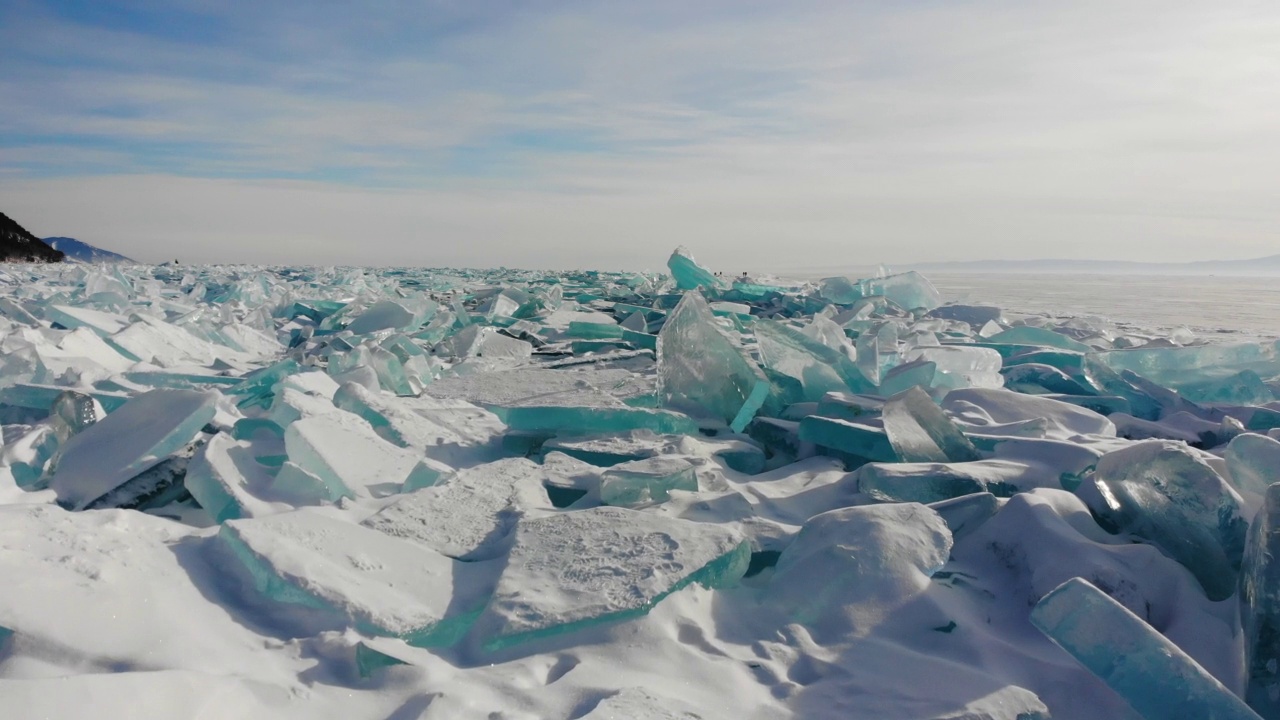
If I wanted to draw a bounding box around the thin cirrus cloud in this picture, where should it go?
[1,0,1278,269]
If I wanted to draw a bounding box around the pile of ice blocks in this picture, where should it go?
[1,250,1280,719]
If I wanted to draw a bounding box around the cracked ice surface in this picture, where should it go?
[0,257,1277,719]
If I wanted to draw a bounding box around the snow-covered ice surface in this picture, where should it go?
[1,255,1279,719]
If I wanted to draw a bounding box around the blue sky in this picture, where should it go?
[1,1,1278,268]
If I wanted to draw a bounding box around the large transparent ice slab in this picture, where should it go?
[657,290,769,431]
[1227,434,1280,500]
[881,386,981,463]
[476,506,747,650]
[798,415,897,463]
[1031,577,1261,720]
[666,246,725,291]
[185,433,275,523]
[903,345,1003,392]
[859,271,943,312]
[756,318,872,401]
[600,456,698,507]
[1079,440,1246,601]
[49,389,218,510]
[218,510,487,647]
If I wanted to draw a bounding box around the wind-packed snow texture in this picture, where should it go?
[1,251,1279,719]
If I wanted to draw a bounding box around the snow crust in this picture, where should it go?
[1,257,1279,719]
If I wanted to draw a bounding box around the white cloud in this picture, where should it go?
[2,1,1278,266]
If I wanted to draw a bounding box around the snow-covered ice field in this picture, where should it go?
[2,250,1280,719]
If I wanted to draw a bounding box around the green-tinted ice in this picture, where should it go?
[666,246,725,291]
[881,386,981,463]
[657,291,769,432]
[600,456,698,506]
[1082,440,1247,601]
[1032,577,1261,720]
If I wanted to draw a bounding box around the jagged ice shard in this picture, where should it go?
[657,290,768,432]
[1032,577,1262,720]
[48,388,217,510]
[881,386,982,463]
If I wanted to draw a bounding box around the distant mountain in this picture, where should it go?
[902,254,1280,276]
[44,237,134,264]
[0,212,65,263]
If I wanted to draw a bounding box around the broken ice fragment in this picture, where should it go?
[217,510,487,647]
[493,405,698,436]
[755,318,871,401]
[1227,434,1280,499]
[658,290,769,432]
[49,390,99,443]
[600,456,698,507]
[903,345,1003,392]
[858,271,943,312]
[49,389,218,511]
[987,326,1092,353]
[185,433,274,523]
[1079,440,1247,601]
[283,413,420,498]
[881,386,981,463]
[1031,577,1261,720]
[666,246,724,291]
[798,416,897,464]
[477,506,748,651]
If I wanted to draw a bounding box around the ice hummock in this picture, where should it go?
[3,253,1280,719]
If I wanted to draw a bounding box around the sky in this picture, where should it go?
[1,0,1278,270]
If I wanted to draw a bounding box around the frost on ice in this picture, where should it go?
[2,256,1280,718]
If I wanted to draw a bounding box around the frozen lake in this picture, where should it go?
[928,273,1280,341]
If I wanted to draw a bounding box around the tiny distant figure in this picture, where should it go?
[174,259,180,265]
[742,271,748,277]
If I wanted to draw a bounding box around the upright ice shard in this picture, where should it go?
[185,433,274,523]
[666,246,724,291]
[657,290,769,432]
[1032,577,1261,720]
[48,389,218,510]
[881,386,981,463]
[755,319,868,402]
[1080,440,1247,601]
[476,506,748,650]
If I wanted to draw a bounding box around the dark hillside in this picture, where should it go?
[0,212,65,263]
